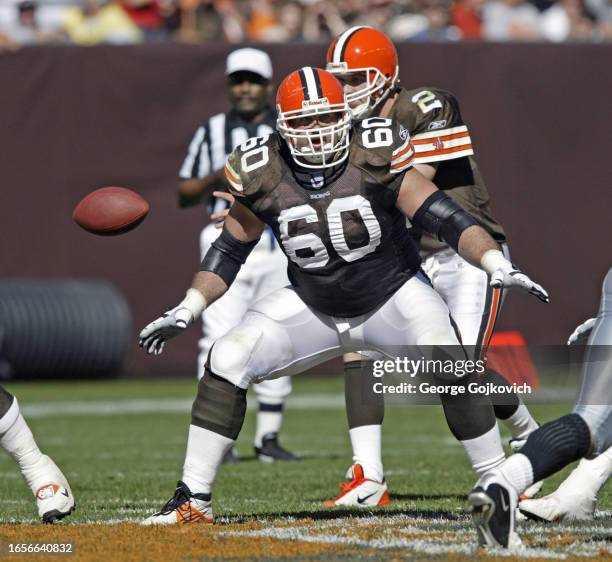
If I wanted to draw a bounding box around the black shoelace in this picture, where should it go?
[156,485,191,516]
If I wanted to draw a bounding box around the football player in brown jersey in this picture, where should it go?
[139,67,548,525]
[324,26,543,505]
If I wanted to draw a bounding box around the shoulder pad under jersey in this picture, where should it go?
[350,117,415,183]
[225,133,284,199]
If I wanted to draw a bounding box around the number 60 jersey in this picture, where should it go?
[224,118,423,318]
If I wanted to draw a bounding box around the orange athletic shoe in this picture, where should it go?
[323,464,391,507]
[142,481,213,525]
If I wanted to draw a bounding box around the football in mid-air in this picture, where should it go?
[73,187,150,235]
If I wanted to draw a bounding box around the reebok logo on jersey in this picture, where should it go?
[309,190,331,200]
[427,119,447,130]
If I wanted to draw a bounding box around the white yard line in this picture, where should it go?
[18,386,576,419]
[20,394,345,418]
[224,525,569,559]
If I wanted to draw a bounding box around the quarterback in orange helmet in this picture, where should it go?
[324,26,544,510]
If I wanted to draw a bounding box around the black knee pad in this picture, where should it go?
[344,360,384,429]
[191,368,247,440]
[486,369,521,420]
[0,385,14,418]
[436,371,496,441]
[520,413,592,482]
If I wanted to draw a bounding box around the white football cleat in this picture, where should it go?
[519,493,593,523]
[323,464,390,507]
[509,437,543,500]
[518,455,611,522]
[468,469,522,549]
[142,481,213,525]
[21,455,75,524]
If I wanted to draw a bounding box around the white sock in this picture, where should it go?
[254,409,283,448]
[502,403,539,440]
[0,399,43,476]
[461,424,506,475]
[499,453,534,494]
[182,425,234,495]
[349,424,383,482]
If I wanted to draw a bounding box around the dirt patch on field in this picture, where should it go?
[0,519,608,562]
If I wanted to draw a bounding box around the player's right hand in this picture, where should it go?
[210,191,235,229]
[567,317,596,346]
[139,306,194,355]
[490,266,550,303]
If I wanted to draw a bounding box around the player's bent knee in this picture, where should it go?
[210,324,264,388]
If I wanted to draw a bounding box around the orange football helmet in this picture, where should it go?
[276,67,352,170]
[326,26,399,119]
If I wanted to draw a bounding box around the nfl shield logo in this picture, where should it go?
[311,175,325,189]
[434,137,444,151]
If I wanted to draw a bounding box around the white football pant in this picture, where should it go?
[209,273,465,389]
[421,245,510,350]
[198,223,292,406]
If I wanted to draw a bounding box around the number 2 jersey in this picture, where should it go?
[224,119,422,318]
[389,87,506,257]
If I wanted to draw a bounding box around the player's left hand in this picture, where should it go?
[139,306,194,355]
[210,191,235,229]
[567,317,596,346]
[490,266,549,303]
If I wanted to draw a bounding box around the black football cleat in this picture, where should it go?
[468,470,522,549]
[255,433,300,463]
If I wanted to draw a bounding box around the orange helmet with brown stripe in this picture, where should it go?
[276,67,352,170]
[326,26,399,119]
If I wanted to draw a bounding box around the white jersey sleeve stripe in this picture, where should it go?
[411,125,469,141]
[391,146,415,166]
[414,148,474,164]
[390,157,414,174]
[224,162,243,192]
[392,136,412,156]
[413,136,473,152]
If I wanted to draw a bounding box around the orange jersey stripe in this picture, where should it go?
[224,164,240,185]
[411,131,471,145]
[391,154,414,170]
[482,287,501,350]
[414,143,473,159]
[392,142,415,160]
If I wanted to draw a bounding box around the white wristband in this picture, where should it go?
[480,249,512,276]
[178,288,207,318]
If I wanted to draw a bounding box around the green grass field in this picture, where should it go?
[0,376,610,560]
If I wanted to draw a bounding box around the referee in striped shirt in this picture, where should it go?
[177,48,298,463]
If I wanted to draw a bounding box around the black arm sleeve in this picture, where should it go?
[200,229,259,287]
[412,190,480,252]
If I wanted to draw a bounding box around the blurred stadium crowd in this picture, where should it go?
[0,0,610,48]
